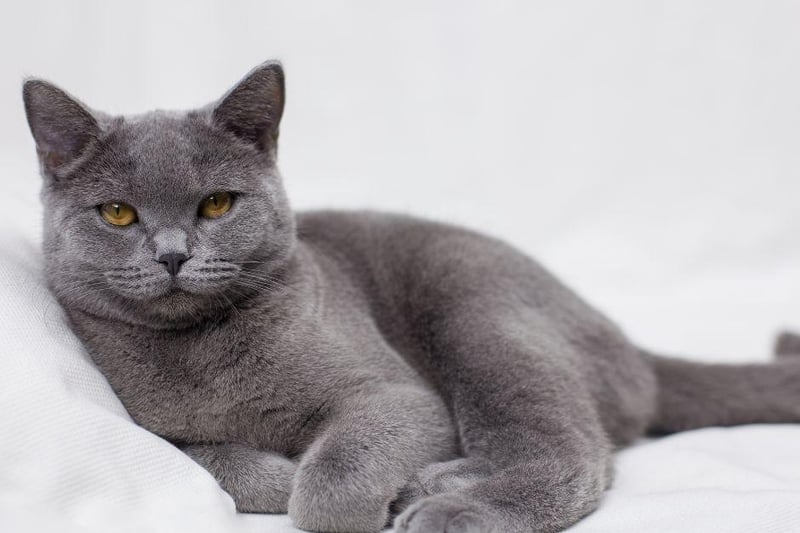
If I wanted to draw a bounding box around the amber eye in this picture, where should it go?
[199,192,234,219]
[99,202,138,226]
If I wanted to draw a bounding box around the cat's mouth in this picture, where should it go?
[98,265,246,319]
[103,271,202,302]
[151,281,212,306]
[163,278,211,298]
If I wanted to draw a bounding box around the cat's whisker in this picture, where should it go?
[236,271,300,292]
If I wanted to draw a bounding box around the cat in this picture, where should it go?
[22,60,800,533]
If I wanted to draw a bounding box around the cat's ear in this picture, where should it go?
[212,61,285,153]
[22,79,100,175]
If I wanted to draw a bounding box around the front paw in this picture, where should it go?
[395,494,492,533]
[183,444,295,514]
[288,468,392,532]
[288,489,389,533]
[392,458,490,515]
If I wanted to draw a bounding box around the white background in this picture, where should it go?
[1,2,800,532]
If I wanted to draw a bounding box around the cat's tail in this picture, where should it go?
[644,331,800,434]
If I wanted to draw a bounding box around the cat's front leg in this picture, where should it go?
[288,385,454,533]
[183,443,296,513]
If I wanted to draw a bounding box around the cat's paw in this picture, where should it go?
[183,444,294,514]
[775,331,800,359]
[416,458,491,494]
[288,477,389,533]
[392,458,491,514]
[394,494,492,533]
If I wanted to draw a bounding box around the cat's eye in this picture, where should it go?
[99,202,138,226]
[199,192,234,219]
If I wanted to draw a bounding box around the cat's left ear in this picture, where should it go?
[22,79,100,176]
[212,61,285,153]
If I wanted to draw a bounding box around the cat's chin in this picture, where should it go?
[150,285,220,309]
[96,282,237,328]
[135,289,232,327]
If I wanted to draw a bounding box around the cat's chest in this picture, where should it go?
[78,315,321,453]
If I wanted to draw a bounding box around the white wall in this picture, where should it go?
[2,0,799,359]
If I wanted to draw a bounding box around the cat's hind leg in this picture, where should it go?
[396,307,615,533]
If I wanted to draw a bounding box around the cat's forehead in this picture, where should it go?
[122,110,210,185]
[74,110,264,205]
[125,111,196,157]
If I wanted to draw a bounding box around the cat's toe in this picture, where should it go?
[391,478,427,516]
[394,494,492,533]
[392,459,491,517]
[417,458,491,495]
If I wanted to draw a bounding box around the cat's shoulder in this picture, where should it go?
[297,209,433,228]
[295,209,479,244]
[294,209,514,271]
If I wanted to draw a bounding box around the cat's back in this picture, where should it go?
[295,209,563,302]
[295,209,516,276]
[295,209,521,307]
[294,209,593,349]
[296,209,451,249]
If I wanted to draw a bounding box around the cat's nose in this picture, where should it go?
[157,253,188,276]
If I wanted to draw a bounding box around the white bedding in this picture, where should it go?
[3,2,800,531]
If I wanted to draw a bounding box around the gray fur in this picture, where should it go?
[22,61,800,533]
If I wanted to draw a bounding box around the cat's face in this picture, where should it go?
[24,62,295,327]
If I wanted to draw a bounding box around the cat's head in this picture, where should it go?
[23,61,295,328]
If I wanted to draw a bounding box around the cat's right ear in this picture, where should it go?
[212,61,285,154]
[22,79,100,177]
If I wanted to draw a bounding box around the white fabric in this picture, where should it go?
[3,1,800,532]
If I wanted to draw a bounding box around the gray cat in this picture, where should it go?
[22,61,800,533]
